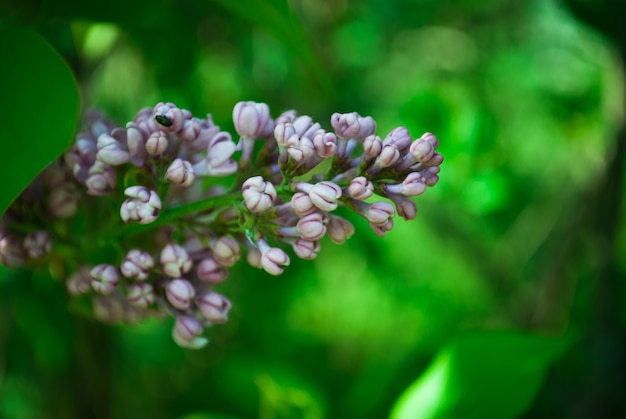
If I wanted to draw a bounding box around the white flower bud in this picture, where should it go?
[212,236,241,267]
[196,292,232,324]
[126,282,155,308]
[242,176,277,213]
[120,186,162,224]
[232,101,271,139]
[347,177,374,200]
[90,264,120,295]
[145,131,169,155]
[96,134,130,165]
[160,244,192,277]
[166,278,195,310]
[292,239,320,260]
[120,249,154,280]
[172,316,208,349]
[166,158,196,187]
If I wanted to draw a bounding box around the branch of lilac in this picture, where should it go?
[0,101,442,349]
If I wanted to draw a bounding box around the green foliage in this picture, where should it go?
[390,331,571,419]
[0,26,79,218]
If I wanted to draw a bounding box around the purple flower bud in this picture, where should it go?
[50,184,78,218]
[93,296,124,324]
[23,231,51,259]
[193,132,238,177]
[257,239,290,275]
[172,316,207,349]
[376,144,401,168]
[212,236,241,267]
[327,215,355,244]
[145,131,169,155]
[160,244,192,277]
[246,247,263,268]
[367,202,395,225]
[196,292,232,324]
[126,282,155,309]
[421,132,439,148]
[383,127,412,151]
[385,172,426,197]
[196,257,229,284]
[166,278,195,310]
[120,186,162,224]
[179,118,203,141]
[166,158,196,187]
[286,135,315,163]
[0,235,25,267]
[233,101,271,139]
[409,138,435,163]
[96,134,130,165]
[292,115,313,136]
[90,264,120,295]
[291,192,317,216]
[312,131,337,158]
[370,218,394,236]
[86,161,117,196]
[66,266,92,296]
[274,122,296,147]
[363,135,383,158]
[296,212,327,241]
[126,127,145,158]
[331,112,376,140]
[295,181,342,212]
[347,177,374,200]
[121,249,154,280]
[421,166,441,186]
[392,196,417,221]
[274,109,297,125]
[242,176,277,213]
[153,102,185,132]
[293,239,320,260]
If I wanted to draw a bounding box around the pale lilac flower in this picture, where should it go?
[120,249,154,280]
[145,131,169,155]
[166,278,195,310]
[290,192,317,216]
[160,244,192,277]
[93,296,124,324]
[242,176,277,213]
[384,172,427,197]
[153,102,185,132]
[233,101,272,139]
[292,239,320,260]
[370,218,394,237]
[23,231,51,259]
[120,186,162,224]
[312,131,337,158]
[331,112,375,140]
[66,266,92,296]
[126,282,155,308]
[257,238,290,275]
[295,181,342,212]
[383,126,412,151]
[196,292,232,324]
[96,133,130,165]
[296,212,327,241]
[90,264,120,295]
[212,236,241,267]
[363,135,383,158]
[86,161,116,196]
[347,177,374,200]
[50,183,78,218]
[327,215,355,244]
[166,158,196,187]
[172,316,208,349]
[196,257,229,284]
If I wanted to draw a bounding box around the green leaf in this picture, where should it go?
[390,331,571,419]
[0,26,80,218]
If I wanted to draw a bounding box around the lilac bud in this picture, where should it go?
[120,186,162,224]
[160,244,192,277]
[257,239,290,275]
[194,132,238,177]
[308,181,342,212]
[126,127,144,157]
[153,102,185,132]
[93,296,124,324]
[421,132,439,148]
[145,131,169,155]
[331,112,359,139]
[172,316,208,349]
[422,166,441,186]
[121,249,154,280]
[196,257,229,284]
[66,266,92,296]
[196,292,232,324]
[296,212,327,241]
[166,158,196,187]
[50,184,78,218]
[347,177,374,200]
[242,176,277,213]
[166,278,195,310]
[286,135,315,163]
[292,115,313,136]
[246,246,263,268]
[126,282,155,308]
[363,135,383,157]
[409,138,435,163]
[327,215,355,244]
[23,231,51,259]
[383,127,412,151]
[423,153,444,168]
[233,101,271,139]
[367,202,395,225]
[212,236,241,267]
[293,239,320,260]
[179,118,202,141]
[274,123,297,147]
[312,131,337,158]
[96,134,130,165]
[86,161,117,196]
[90,264,120,295]
[0,235,25,267]
[274,109,297,125]
[291,192,317,216]
[376,144,401,168]
[385,172,427,197]
[370,218,394,236]
[393,196,418,221]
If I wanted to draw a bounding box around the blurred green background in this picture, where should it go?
[1,0,625,417]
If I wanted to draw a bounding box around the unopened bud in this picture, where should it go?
[293,239,320,260]
[196,257,229,284]
[166,278,195,310]
[166,158,195,187]
[347,177,374,200]
[212,236,241,267]
[121,249,154,280]
[233,101,271,139]
[90,264,120,295]
[145,131,169,155]
[126,282,155,308]
[120,186,162,224]
[172,316,207,349]
[160,244,192,277]
[242,176,277,213]
[196,292,232,324]
[23,231,51,259]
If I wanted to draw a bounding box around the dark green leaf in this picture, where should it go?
[0,26,80,217]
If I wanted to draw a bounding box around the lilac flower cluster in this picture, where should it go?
[0,101,442,348]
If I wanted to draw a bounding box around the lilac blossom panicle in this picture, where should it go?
[0,101,443,349]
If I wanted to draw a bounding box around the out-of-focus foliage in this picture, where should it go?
[1,0,625,418]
